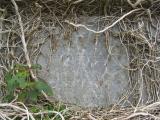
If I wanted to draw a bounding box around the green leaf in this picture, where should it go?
[35,80,53,96]
[3,94,15,102]
[4,72,12,83]
[14,64,28,70]
[7,77,18,93]
[18,88,39,103]
[14,64,42,70]
[27,89,39,103]
[16,71,29,78]
[4,71,18,102]
[14,71,29,89]
[18,91,27,102]
[30,106,40,113]
[4,67,53,104]
[31,64,42,70]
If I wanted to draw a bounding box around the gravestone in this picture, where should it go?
[35,17,129,107]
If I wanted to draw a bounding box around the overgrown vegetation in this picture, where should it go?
[1,63,68,120]
[3,64,53,103]
[0,0,160,120]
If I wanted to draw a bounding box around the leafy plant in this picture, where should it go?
[3,64,53,103]
[29,102,67,120]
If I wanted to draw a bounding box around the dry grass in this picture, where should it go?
[0,0,160,119]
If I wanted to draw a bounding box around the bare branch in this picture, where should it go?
[65,8,142,34]
[73,0,84,4]
[127,0,144,8]
[11,0,37,80]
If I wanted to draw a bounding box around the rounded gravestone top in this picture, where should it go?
[36,17,129,107]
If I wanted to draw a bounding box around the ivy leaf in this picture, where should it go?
[6,76,18,93]
[30,106,40,113]
[27,89,39,103]
[31,64,42,70]
[3,94,15,102]
[16,70,29,78]
[18,89,39,103]
[35,80,53,96]
[4,72,12,83]
[14,71,29,89]
[18,91,27,102]
[4,71,17,102]
[14,64,42,70]
[4,65,53,103]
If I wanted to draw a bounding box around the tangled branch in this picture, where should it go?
[11,0,37,80]
[65,8,142,34]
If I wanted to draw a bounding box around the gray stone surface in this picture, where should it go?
[36,18,129,107]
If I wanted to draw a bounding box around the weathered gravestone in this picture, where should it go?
[35,17,129,107]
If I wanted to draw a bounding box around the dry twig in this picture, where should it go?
[0,102,65,120]
[11,0,37,80]
[65,8,142,34]
[127,0,144,8]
